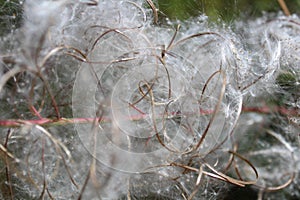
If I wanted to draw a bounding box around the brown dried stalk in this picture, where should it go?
[146,0,158,24]
[278,0,291,16]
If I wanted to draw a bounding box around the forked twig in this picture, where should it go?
[146,81,178,152]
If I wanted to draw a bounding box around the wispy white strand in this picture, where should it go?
[0,0,299,199]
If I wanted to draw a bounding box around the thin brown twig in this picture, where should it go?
[4,129,14,200]
[147,81,178,152]
[38,137,47,200]
[194,70,226,150]
[146,0,158,24]
[77,171,90,200]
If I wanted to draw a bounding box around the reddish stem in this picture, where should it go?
[242,106,298,116]
[29,105,43,119]
[0,106,298,127]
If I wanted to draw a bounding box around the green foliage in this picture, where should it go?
[276,71,298,91]
[158,0,300,21]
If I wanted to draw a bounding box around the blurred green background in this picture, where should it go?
[157,0,300,21]
[1,0,300,35]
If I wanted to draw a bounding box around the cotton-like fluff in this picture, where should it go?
[0,1,299,199]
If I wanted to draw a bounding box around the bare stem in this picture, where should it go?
[0,106,297,127]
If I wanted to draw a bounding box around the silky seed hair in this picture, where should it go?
[0,0,299,199]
